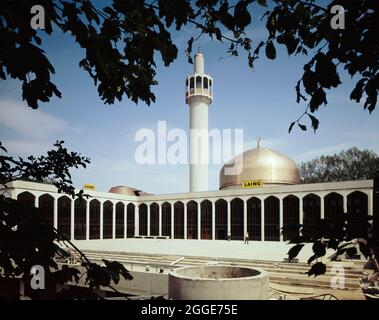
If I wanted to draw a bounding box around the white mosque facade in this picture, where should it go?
[2,54,375,244]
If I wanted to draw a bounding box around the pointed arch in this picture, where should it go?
[139,203,148,236]
[150,202,159,236]
[127,203,135,238]
[215,199,227,240]
[231,198,244,240]
[74,198,86,240]
[174,201,184,239]
[89,199,100,239]
[200,200,212,240]
[247,197,261,241]
[115,202,125,238]
[57,196,71,239]
[264,196,280,241]
[162,202,171,237]
[187,200,198,239]
[38,194,54,226]
[283,195,300,241]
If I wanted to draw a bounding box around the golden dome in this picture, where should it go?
[219,146,300,189]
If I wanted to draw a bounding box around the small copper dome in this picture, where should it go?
[219,146,300,190]
[108,186,138,196]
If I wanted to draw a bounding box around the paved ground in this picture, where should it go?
[72,238,329,263]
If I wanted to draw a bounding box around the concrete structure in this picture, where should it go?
[4,179,373,244]
[168,266,269,300]
[185,52,213,192]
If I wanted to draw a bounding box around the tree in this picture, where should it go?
[299,147,379,183]
[284,196,379,277]
[0,0,378,131]
[0,141,133,299]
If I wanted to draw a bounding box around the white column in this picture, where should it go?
[135,204,139,236]
[243,199,247,237]
[184,203,187,240]
[299,196,304,225]
[158,204,162,236]
[261,198,265,241]
[212,201,216,240]
[368,190,373,216]
[227,200,231,236]
[70,200,74,240]
[34,196,38,208]
[147,204,151,236]
[112,202,116,239]
[343,194,347,214]
[100,201,103,239]
[53,197,58,230]
[320,195,325,219]
[279,197,283,242]
[86,201,90,240]
[171,204,174,239]
[124,203,127,239]
[197,202,201,239]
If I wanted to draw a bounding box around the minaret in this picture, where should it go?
[185,52,213,192]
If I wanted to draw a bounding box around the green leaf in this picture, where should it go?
[265,41,276,60]
[307,113,319,132]
[288,121,295,133]
[307,262,326,277]
[312,240,326,257]
[287,244,304,261]
[257,0,267,7]
[298,123,307,131]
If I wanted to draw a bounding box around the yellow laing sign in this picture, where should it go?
[83,184,95,191]
[242,180,263,188]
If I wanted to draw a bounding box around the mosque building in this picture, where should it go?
[3,54,374,244]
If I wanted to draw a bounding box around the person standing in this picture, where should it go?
[244,232,249,245]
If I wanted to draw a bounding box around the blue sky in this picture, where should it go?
[1,1,378,194]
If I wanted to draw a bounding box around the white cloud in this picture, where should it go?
[0,99,69,139]
[294,142,355,163]
[1,139,51,156]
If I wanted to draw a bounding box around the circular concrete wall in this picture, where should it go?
[168,266,269,300]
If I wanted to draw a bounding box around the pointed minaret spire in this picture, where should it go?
[257,137,261,148]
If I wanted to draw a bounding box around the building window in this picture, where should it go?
[139,204,148,236]
[103,201,113,239]
[231,198,244,240]
[283,195,299,241]
[150,202,159,236]
[174,201,184,239]
[247,197,261,241]
[74,198,86,240]
[58,196,71,240]
[17,191,35,207]
[162,202,171,237]
[203,77,209,89]
[325,192,344,221]
[115,202,125,239]
[89,199,100,239]
[264,196,280,241]
[215,199,227,240]
[189,76,194,93]
[127,203,135,238]
[201,200,212,240]
[38,194,54,226]
[187,201,198,239]
[303,194,321,232]
[347,191,368,239]
[195,76,202,91]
